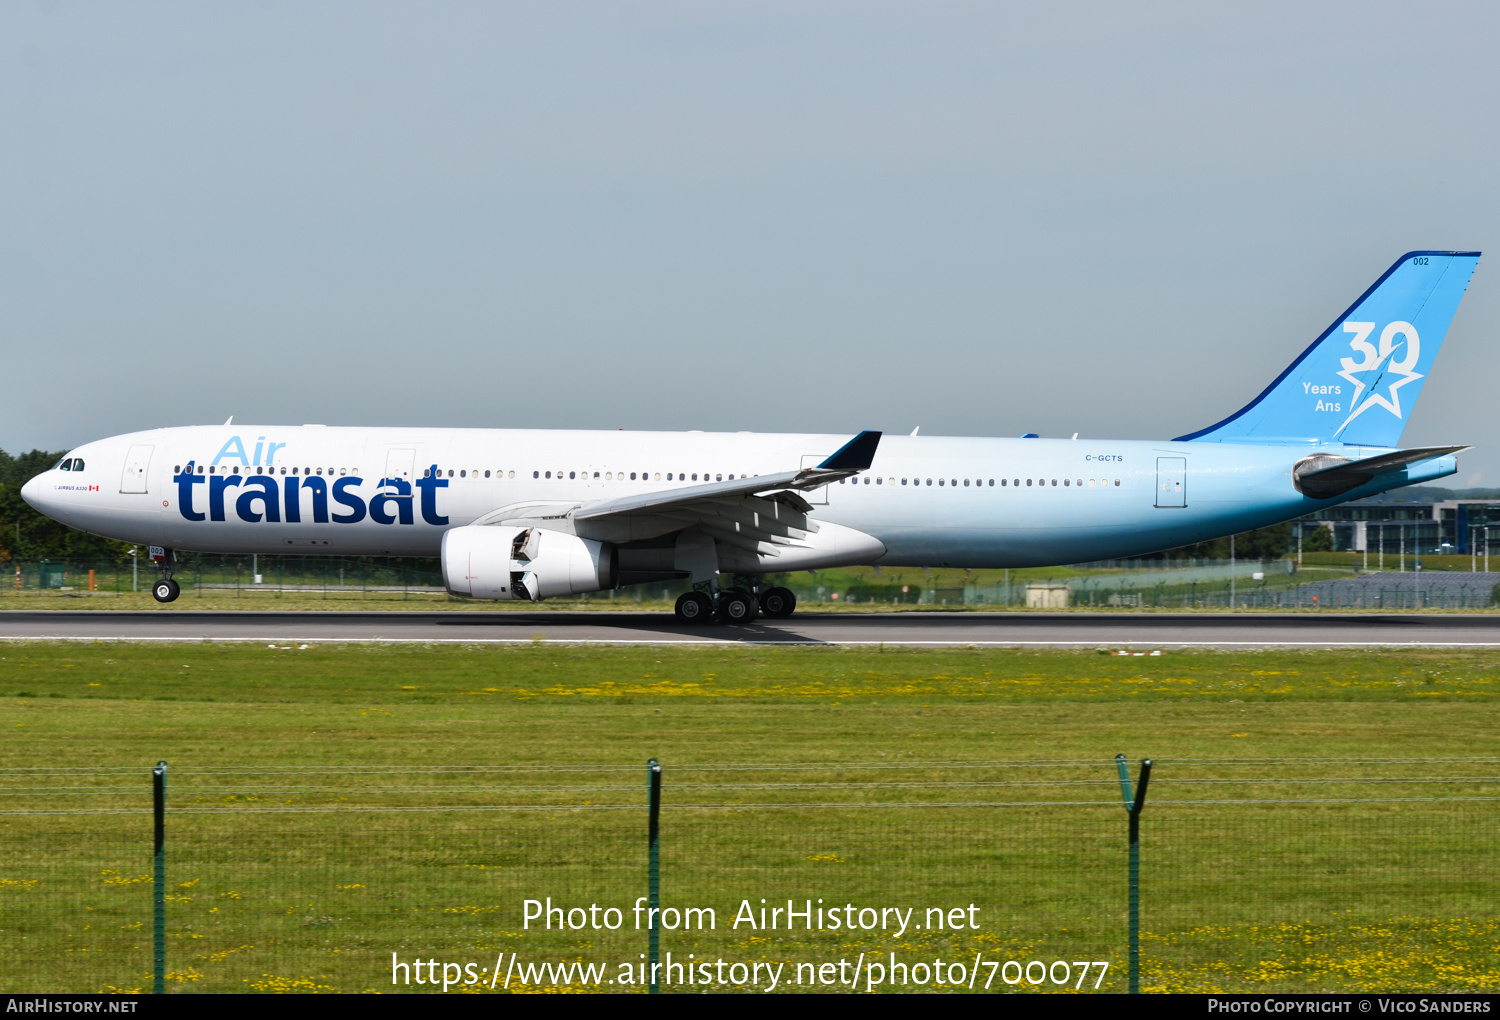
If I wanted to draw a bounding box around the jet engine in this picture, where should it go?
[442,525,618,601]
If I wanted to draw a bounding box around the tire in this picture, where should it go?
[152,580,178,604]
[760,586,796,619]
[674,591,713,624]
[717,590,755,624]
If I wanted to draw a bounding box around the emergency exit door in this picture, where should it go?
[1155,457,1186,508]
[384,448,417,484]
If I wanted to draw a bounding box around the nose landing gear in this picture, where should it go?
[148,546,180,603]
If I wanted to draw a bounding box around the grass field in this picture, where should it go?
[2,642,1498,993]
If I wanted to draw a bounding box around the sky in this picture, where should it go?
[4,2,1498,481]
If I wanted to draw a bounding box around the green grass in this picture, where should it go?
[2,644,1498,993]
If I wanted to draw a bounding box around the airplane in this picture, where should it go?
[22,250,1480,623]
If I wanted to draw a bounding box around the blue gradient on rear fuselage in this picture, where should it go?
[814,436,1454,568]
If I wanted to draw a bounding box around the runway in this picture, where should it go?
[3,610,1500,647]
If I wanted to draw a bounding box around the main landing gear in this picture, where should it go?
[673,583,797,624]
[758,586,797,619]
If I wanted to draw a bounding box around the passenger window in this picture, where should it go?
[926,478,932,486]
[533,470,539,478]
[509,471,515,479]
[655,473,661,481]
[716,474,722,482]
[1001,478,1007,486]
[569,471,575,479]
[901,478,907,485]
[460,470,467,478]
[198,465,205,474]
[1063,478,1070,486]
[593,472,599,479]
[484,470,490,478]
[667,473,673,480]
[938,479,945,486]
[963,479,969,487]
[1114,478,1121,486]
[1026,479,1032,487]
[988,479,995,486]
[545,471,552,479]
[876,477,883,485]
[1075,478,1082,487]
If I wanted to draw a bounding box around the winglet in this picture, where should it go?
[818,430,882,471]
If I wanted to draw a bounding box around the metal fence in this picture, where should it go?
[2,757,1496,994]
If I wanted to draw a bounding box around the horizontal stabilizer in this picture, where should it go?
[1293,445,1468,499]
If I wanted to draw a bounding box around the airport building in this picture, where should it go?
[1298,499,1500,556]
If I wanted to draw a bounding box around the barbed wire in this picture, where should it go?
[3,795,1498,816]
[3,756,1499,776]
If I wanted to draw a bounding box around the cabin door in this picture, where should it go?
[1155,457,1187,508]
[120,444,153,494]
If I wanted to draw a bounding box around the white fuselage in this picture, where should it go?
[22,425,1448,570]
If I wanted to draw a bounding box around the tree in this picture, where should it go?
[1300,523,1336,553]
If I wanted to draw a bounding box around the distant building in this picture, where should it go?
[1299,499,1500,555]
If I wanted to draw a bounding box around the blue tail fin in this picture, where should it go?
[1177,251,1480,446]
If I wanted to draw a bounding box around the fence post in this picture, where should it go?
[152,760,167,994]
[1115,754,1153,994]
[647,758,661,994]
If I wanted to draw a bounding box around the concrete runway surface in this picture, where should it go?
[2,610,1500,647]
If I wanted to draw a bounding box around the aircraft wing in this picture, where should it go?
[572,430,881,522]
[558,430,881,555]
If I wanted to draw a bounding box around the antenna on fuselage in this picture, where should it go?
[223,416,233,426]
[910,426,919,436]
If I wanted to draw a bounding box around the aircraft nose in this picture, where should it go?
[20,473,47,511]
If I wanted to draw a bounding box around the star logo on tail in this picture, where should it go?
[1333,320,1423,439]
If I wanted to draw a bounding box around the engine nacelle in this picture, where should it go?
[442,525,617,601]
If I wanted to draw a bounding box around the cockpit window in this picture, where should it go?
[56,456,72,471]
[71,459,84,472]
